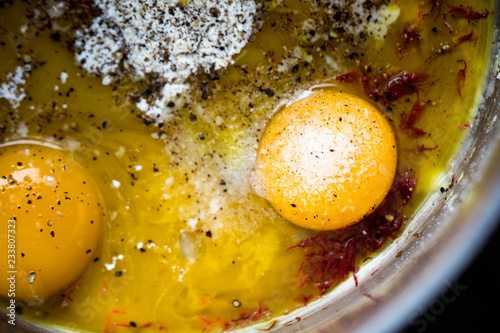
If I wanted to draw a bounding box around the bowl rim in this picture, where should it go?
[314,8,500,333]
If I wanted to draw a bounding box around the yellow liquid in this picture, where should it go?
[0,0,493,332]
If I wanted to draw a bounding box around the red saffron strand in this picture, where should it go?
[283,317,301,326]
[336,67,429,106]
[427,0,442,16]
[400,99,428,137]
[453,30,474,48]
[448,4,496,20]
[456,60,467,99]
[289,171,416,294]
[396,26,420,60]
[371,71,428,105]
[335,70,359,83]
[200,316,220,332]
[417,5,423,29]
[417,144,438,154]
[401,99,427,129]
[458,122,472,131]
[459,122,471,130]
[441,14,454,32]
[61,282,82,303]
[100,282,108,294]
[427,30,476,62]
[104,316,111,333]
[294,294,313,306]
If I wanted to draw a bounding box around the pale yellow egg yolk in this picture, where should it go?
[252,90,397,230]
[0,144,103,302]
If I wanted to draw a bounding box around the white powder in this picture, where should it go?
[46,0,67,18]
[313,1,400,39]
[187,218,198,230]
[277,46,305,73]
[104,262,116,271]
[60,71,68,84]
[104,254,124,271]
[0,65,30,109]
[115,146,126,157]
[271,1,399,78]
[75,0,257,120]
[15,122,29,136]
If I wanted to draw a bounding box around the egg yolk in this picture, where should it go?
[252,90,397,230]
[0,143,103,302]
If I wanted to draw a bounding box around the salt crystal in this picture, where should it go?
[60,71,68,84]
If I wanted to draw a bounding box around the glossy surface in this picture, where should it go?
[0,144,103,302]
[253,90,397,230]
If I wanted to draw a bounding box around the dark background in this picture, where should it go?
[401,222,500,332]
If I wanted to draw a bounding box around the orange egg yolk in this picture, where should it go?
[252,90,397,230]
[0,143,103,302]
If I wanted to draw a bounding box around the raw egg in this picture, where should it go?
[0,143,103,302]
[252,89,397,230]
